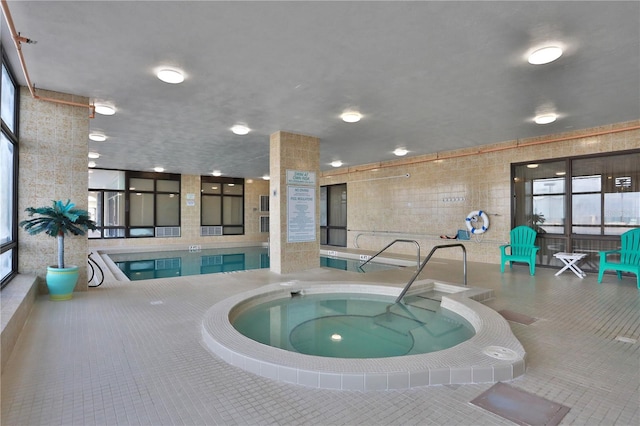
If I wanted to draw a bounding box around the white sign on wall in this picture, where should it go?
[286,170,316,186]
[287,186,316,242]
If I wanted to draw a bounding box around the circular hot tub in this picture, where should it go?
[201,281,526,391]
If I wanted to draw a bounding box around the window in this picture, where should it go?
[88,170,180,238]
[201,176,244,235]
[88,169,126,238]
[320,184,347,246]
[573,153,640,236]
[512,150,640,271]
[1,49,19,288]
[127,172,181,238]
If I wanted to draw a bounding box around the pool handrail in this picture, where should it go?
[395,243,467,303]
[360,239,421,271]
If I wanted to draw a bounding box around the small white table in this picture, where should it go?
[553,252,587,278]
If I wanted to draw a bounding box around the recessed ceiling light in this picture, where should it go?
[527,164,539,169]
[262,175,270,180]
[157,69,184,84]
[154,167,164,172]
[212,170,222,177]
[393,148,408,156]
[94,104,116,116]
[89,132,107,142]
[231,124,250,135]
[331,160,343,167]
[340,111,362,123]
[534,113,558,124]
[556,171,567,176]
[88,152,100,159]
[88,161,96,168]
[528,46,563,65]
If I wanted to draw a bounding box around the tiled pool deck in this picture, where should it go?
[1,254,639,425]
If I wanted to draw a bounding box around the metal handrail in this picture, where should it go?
[360,239,421,271]
[395,243,467,303]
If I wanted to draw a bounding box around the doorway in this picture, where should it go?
[321,183,347,246]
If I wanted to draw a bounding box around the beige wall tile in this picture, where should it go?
[321,121,640,264]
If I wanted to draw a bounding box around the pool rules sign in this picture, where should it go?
[286,170,316,242]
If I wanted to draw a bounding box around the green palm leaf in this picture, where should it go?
[20,199,97,268]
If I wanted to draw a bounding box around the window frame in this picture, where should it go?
[1,47,19,288]
[511,149,640,271]
[126,171,181,238]
[200,176,245,235]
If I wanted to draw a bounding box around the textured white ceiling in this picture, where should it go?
[3,1,639,178]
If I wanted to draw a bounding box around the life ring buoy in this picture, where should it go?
[466,210,489,234]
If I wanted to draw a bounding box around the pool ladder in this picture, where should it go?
[361,240,467,303]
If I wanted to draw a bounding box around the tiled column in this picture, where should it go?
[18,88,90,292]
[269,131,320,274]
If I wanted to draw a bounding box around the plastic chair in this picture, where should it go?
[500,226,539,276]
[598,228,640,289]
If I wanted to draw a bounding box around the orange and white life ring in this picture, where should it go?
[465,210,489,234]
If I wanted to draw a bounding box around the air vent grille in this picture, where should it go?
[155,227,181,237]
[259,195,269,212]
[260,216,269,233]
[201,226,223,236]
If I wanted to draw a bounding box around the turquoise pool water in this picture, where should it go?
[107,247,399,281]
[232,292,474,358]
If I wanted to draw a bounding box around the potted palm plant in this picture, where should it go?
[19,199,97,300]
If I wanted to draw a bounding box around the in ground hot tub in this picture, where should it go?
[201,281,526,391]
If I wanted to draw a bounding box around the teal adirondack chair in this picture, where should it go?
[598,228,640,289]
[500,226,539,276]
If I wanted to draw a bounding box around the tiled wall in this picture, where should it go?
[18,88,91,291]
[88,175,270,251]
[320,121,640,264]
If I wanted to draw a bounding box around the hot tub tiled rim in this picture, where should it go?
[201,281,526,391]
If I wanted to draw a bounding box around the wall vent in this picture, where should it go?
[259,195,269,212]
[201,255,223,266]
[260,216,269,233]
[201,226,223,236]
[155,227,181,238]
[155,258,180,270]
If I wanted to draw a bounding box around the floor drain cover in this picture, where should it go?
[499,309,537,325]
[471,382,570,426]
[482,346,519,360]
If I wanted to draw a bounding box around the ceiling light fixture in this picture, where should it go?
[88,152,100,159]
[534,113,558,124]
[393,148,408,156]
[212,170,222,177]
[526,164,539,169]
[94,104,116,116]
[231,124,250,135]
[340,111,362,123]
[331,160,343,168]
[157,68,184,84]
[88,161,96,168]
[262,175,270,180]
[528,46,563,65]
[89,132,107,142]
[154,167,164,172]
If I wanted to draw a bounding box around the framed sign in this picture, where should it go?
[287,185,316,242]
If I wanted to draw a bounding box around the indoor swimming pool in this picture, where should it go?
[106,246,400,281]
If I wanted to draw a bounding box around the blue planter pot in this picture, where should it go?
[46,266,79,301]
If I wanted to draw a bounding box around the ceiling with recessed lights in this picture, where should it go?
[2,1,639,178]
